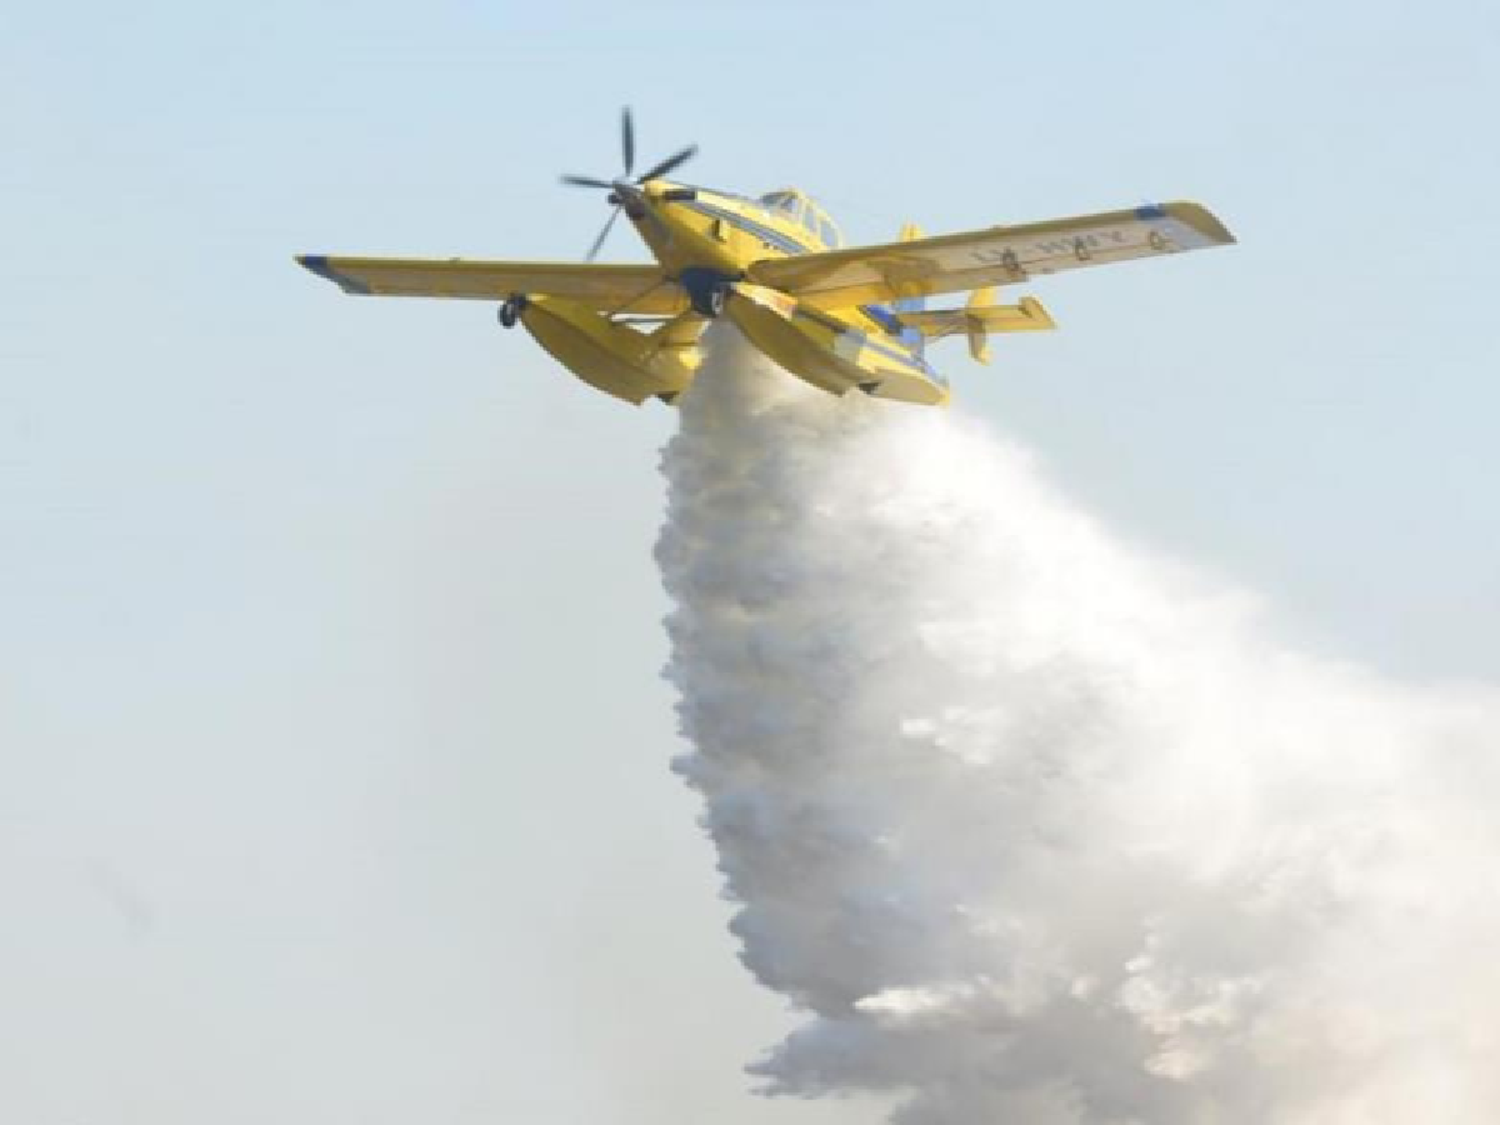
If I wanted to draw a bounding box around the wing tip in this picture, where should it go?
[295,254,371,294]
[1163,201,1238,246]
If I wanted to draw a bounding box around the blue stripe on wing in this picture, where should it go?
[297,255,372,295]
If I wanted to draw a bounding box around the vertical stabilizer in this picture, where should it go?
[966,287,996,364]
[895,222,928,356]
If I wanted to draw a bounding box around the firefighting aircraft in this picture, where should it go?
[297,111,1234,407]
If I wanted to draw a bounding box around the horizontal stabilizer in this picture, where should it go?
[898,293,1055,363]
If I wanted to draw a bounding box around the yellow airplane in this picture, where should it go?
[297,110,1234,407]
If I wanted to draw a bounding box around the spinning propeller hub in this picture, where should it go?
[559,107,699,261]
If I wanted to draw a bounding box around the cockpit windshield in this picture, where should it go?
[758,188,843,248]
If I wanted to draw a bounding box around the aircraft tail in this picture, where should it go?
[966,287,996,364]
[894,222,927,357]
[896,292,1057,364]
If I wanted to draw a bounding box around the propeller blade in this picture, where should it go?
[585,204,624,262]
[621,107,636,177]
[636,144,698,184]
[561,174,614,189]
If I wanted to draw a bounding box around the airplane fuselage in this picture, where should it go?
[537,178,948,405]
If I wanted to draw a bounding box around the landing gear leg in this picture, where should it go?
[498,294,526,329]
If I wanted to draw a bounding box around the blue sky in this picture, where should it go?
[3,1,1498,1122]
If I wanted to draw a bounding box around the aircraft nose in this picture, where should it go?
[610,180,648,217]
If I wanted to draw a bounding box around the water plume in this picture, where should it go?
[655,327,1500,1123]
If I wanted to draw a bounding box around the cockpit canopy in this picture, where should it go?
[759,188,843,249]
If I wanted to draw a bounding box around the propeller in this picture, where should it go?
[560,108,699,261]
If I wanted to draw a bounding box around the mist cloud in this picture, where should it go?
[656,327,1500,1123]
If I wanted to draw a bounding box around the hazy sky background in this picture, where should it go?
[2,1,1497,1122]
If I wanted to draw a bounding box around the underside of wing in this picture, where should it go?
[748,201,1234,309]
[296,255,688,316]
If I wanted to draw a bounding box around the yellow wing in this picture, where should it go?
[295,255,688,316]
[747,201,1234,309]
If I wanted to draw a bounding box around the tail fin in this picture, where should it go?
[966,287,996,364]
[894,222,928,357]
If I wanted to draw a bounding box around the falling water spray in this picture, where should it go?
[656,327,1500,1123]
